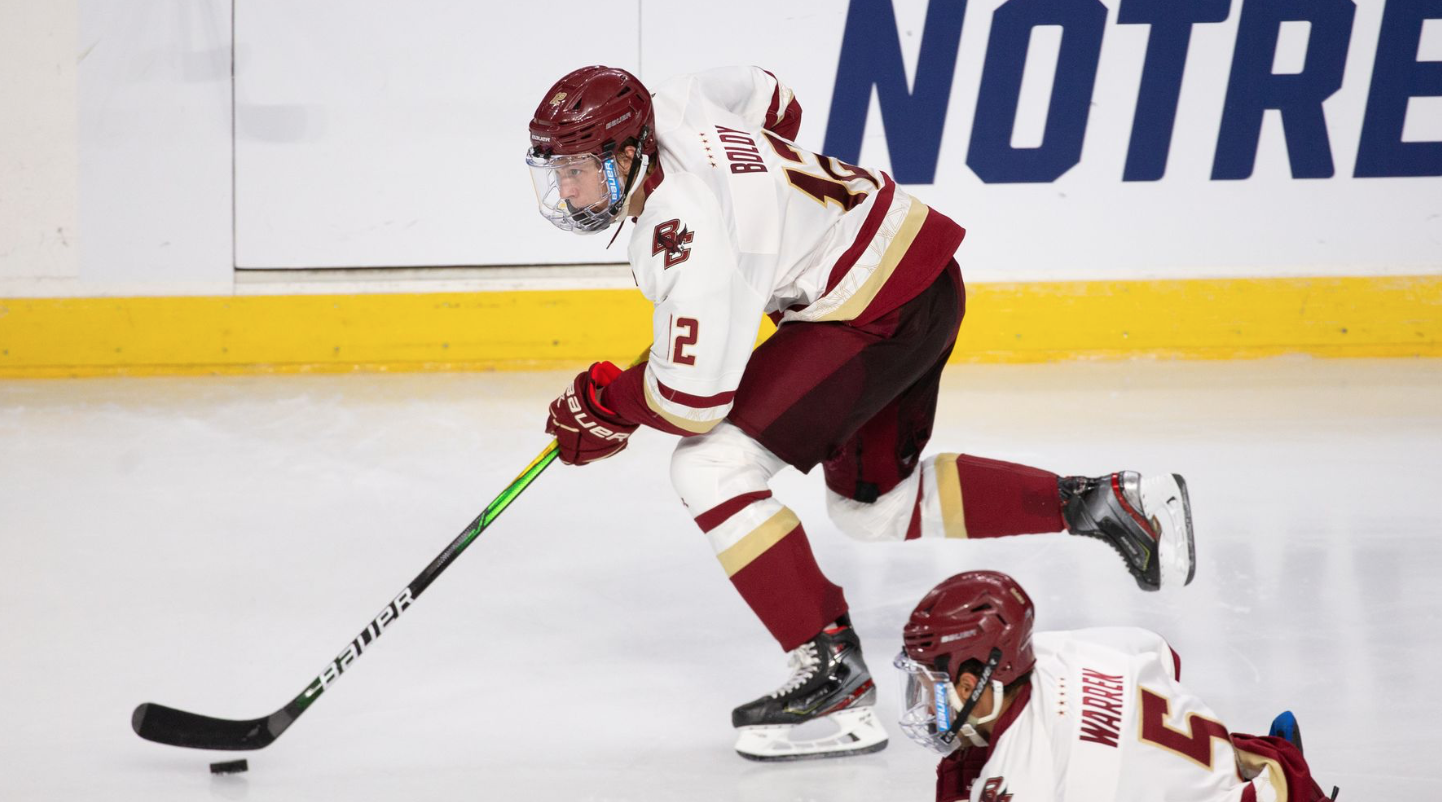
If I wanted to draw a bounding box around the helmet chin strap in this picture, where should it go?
[605,151,649,249]
[958,680,1006,747]
[613,153,649,213]
[938,648,1004,750]
[602,126,652,247]
[609,126,652,216]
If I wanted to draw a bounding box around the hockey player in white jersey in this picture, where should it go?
[525,65,1197,761]
[896,571,1335,801]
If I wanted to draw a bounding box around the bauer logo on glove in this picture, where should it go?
[546,361,640,465]
[558,384,630,440]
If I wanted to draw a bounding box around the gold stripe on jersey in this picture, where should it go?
[812,199,931,323]
[718,507,801,577]
[642,376,725,434]
[1235,747,1290,802]
[932,453,970,539]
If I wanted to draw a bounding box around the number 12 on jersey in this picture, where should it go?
[671,316,699,366]
[761,131,879,212]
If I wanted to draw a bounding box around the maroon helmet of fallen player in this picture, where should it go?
[525,66,655,234]
[904,570,1036,684]
[894,571,1036,753]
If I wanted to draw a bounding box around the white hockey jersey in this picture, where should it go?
[605,66,965,437]
[938,628,1311,802]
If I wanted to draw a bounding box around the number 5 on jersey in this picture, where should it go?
[1138,688,1231,769]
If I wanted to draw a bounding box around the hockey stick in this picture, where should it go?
[131,440,561,750]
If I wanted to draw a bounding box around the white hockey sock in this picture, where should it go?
[826,453,969,541]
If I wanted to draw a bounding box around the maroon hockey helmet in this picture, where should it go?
[526,66,655,234]
[529,66,656,158]
[903,571,1036,686]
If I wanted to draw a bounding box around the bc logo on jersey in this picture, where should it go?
[652,219,694,269]
[979,777,1013,802]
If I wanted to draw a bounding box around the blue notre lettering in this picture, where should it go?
[1118,0,1231,182]
[825,0,1436,183]
[967,0,1108,184]
[1212,0,1356,180]
[1356,0,1442,178]
[823,0,969,184]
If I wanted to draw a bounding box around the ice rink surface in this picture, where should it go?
[3,358,1441,801]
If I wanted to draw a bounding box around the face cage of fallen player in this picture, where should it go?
[894,650,967,755]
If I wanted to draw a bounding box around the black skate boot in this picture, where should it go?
[1061,471,1195,591]
[732,619,888,761]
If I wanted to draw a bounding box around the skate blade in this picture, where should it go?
[1142,473,1196,587]
[734,706,889,762]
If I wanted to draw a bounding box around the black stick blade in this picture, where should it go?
[132,703,282,751]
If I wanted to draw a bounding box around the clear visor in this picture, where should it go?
[893,650,964,755]
[525,150,627,235]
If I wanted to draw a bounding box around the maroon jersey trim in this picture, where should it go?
[602,363,693,437]
[988,682,1032,745]
[656,379,736,409]
[763,70,780,126]
[847,211,966,327]
[761,69,802,140]
[642,157,666,197]
[822,176,897,295]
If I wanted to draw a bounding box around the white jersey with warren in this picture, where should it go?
[623,66,952,436]
[966,628,1292,802]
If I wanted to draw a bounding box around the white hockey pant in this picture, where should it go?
[671,422,794,562]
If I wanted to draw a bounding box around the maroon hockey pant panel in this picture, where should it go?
[731,260,964,481]
[727,523,849,652]
[821,325,954,503]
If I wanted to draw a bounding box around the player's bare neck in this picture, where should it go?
[627,185,648,217]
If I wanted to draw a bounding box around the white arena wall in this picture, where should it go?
[0,0,1438,374]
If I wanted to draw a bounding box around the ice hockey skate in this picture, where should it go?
[1061,471,1195,590]
[732,620,888,761]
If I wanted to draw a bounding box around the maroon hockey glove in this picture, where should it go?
[545,361,639,465]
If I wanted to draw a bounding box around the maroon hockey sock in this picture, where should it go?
[728,523,849,652]
[954,454,1066,537]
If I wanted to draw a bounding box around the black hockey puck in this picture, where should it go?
[209,759,248,775]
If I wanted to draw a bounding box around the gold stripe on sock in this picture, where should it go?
[717,507,801,577]
[933,454,969,539]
